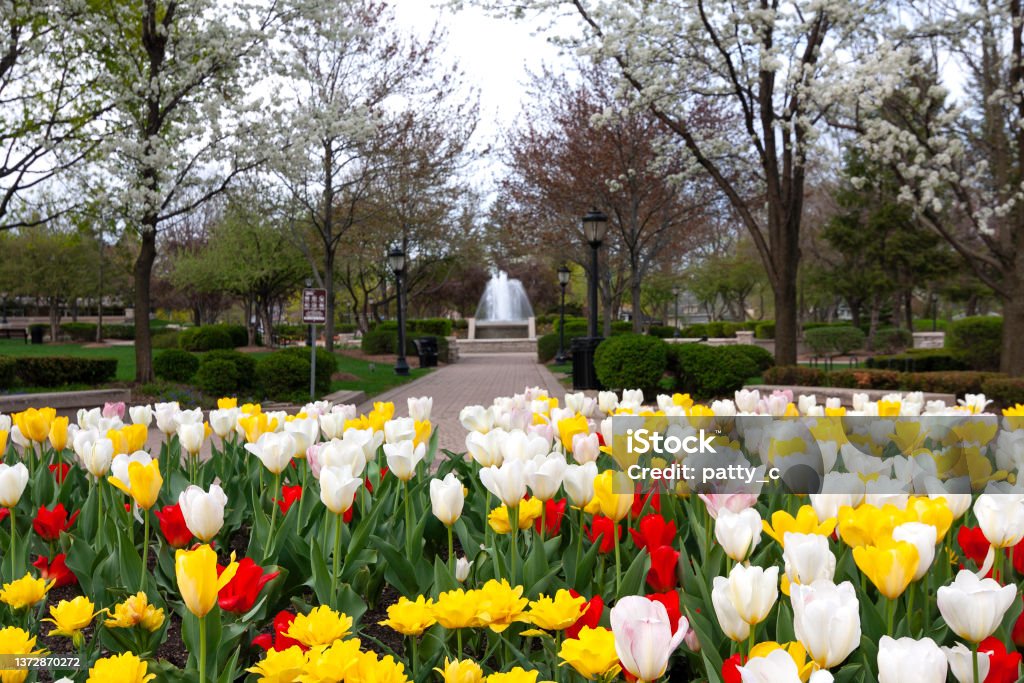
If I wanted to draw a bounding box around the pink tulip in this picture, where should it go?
[698,493,759,519]
[610,595,688,682]
[103,402,126,419]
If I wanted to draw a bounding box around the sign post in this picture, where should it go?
[302,288,327,400]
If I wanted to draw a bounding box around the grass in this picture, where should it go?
[329,353,431,396]
[0,339,138,381]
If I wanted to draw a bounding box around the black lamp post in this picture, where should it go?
[555,265,571,363]
[672,285,681,337]
[582,209,608,338]
[388,247,409,376]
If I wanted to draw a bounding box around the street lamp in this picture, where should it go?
[672,285,681,337]
[582,209,608,339]
[388,246,409,376]
[555,265,571,363]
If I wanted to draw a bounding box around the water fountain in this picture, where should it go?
[469,271,535,340]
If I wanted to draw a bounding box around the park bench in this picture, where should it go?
[0,327,27,343]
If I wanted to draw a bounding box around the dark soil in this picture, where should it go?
[358,584,405,656]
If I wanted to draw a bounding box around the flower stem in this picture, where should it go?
[614,522,622,597]
[410,635,418,678]
[140,510,150,592]
[747,627,756,658]
[973,644,980,683]
[199,614,207,683]
[456,628,463,657]
[404,480,413,557]
[268,472,280,550]
[509,505,519,583]
[484,490,492,549]
[447,525,454,576]
[332,512,342,606]
[95,480,103,546]
[886,597,895,635]
[574,508,583,583]
[8,507,15,578]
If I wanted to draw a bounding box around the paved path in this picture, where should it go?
[358,353,567,453]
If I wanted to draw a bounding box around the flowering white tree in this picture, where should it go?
[468,0,891,364]
[0,1,102,228]
[80,0,279,381]
[845,1,1024,376]
[270,0,451,350]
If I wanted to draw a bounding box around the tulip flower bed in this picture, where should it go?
[0,392,1023,682]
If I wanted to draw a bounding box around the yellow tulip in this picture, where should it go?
[347,650,407,683]
[85,652,155,683]
[475,579,529,633]
[486,669,551,683]
[217,397,238,409]
[377,595,436,636]
[104,592,165,631]
[13,407,55,443]
[435,658,484,683]
[583,470,633,522]
[432,588,484,629]
[109,460,163,510]
[414,419,432,447]
[877,400,901,417]
[301,638,363,682]
[238,413,277,444]
[837,504,905,548]
[558,414,590,453]
[0,574,54,610]
[904,496,954,541]
[853,538,919,599]
[0,430,7,455]
[0,626,44,683]
[285,605,352,647]
[174,544,238,618]
[489,498,543,534]
[246,645,306,682]
[558,626,622,680]
[48,416,68,452]
[525,589,586,631]
[762,505,836,546]
[43,596,100,646]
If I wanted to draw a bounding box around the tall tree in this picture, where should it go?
[80,0,276,381]
[478,0,891,363]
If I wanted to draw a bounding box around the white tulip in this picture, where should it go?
[943,642,991,683]
[80,438,114,478]
[479,460,528,508]
[611,596,687,682]
[710,399,737,417]
[597,391,619,414]
[973,494,1024,548]
[0,414,9,432]
[319,465,362,515]
[0,463,29,507]
[154,402,180,435]
[621,389,644,408]
[712,564,778,630]
[9,426,28,449]
[563,462,598,507]
[571,432,600,464]
[177,422,205,456]
[525,452,567,501]
[810,473,866,520]
[77,407,101,430]
[429,473,464,526]
[790,579,862,669]
[342,427,383,461]
[459,405,493,433]
[315,438,366,478]
[927,492,971,519]
[714,508,762,562]
[110,451,153,484]
[455,556,473,582]
[711,575,750,642]
[178,484,227,542]
[877,636,947,683]
[407,396,433,422]
[284,417,319,456]
[734,389,760,413]
[782,532,836,588]
[208,408,238,439]
[738,649,835,683]
[892,522,937,581]
[465,429,505,467]
[318,412,347,440]
[129,404,153,427]
[383,418,416,445]
[244,432,296,475]
[937,570,1017,643]
[383,440,426,481]
[500,429,549,462]
[175,407,203,426]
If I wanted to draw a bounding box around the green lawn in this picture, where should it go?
[329,352,430,396]
[0,339,138,381]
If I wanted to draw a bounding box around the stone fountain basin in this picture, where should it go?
[474,320,530,339]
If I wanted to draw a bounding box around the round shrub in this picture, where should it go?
[153,348,199,383]
[151,330,181,349]
[537,333,561,363]
[947,316,1002,371]
[873,327,913,354]
[647,325,676,338]
[281,346,336,392]
[180,325,233,352]
[755,322,775,339]
[201,349,257,391]
[669,344,758,399]
[361,328,394,355]
[803,325,865,356]
[731,344,775,373]
[593,334,668,393]
[255,353,310,401]
[194,359,240,397]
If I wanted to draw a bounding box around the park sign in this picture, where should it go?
[302,288,327,324]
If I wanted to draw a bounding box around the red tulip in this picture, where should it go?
[252,633,274,651]
[645,590,683,631]
[0,509,9,524]
[1012,605,1024,648]
[218,558,279,614]
[565,590,604,639]
[721,653,745,683]
[154,503,193,549]
[645,545,680,592]
[32,554,77,588]
[630,514,677,553]
[272,610,305,651]
[631,488,661,518]
[958,525,992,565]
[585,515,621,553]
[49,463,70,483]
[534,498,567,537]
[32,504,79,541]
[1011,538,1024,576]
[275,485,302,515]
[979,636,1022,683]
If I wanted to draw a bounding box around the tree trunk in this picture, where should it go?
[324,249,335,352]
[867,294,881,352]
[1001,278,1024,377]
[631,263,642,334]
[134,226,157,383]
[601,267,612,338]
[904,289,914,330]
[245,297,256,346]
[773,278,799,366]
[850,300,862,329]
[48,298,60,342]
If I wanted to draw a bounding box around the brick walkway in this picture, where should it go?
[358,353,567,453]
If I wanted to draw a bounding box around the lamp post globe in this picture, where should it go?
[389,246,409,376]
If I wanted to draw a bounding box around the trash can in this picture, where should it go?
[571,337,603,390]
[414,336,439,368]
[29,325,45,345]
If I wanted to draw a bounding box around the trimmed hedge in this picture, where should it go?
[280,347,337,393]
[901,371,1001,396]
[538,333,561,363]
[668,344,759,399]
[154,349,200,383]
[873,328,913,354]
[648,325,677,338]
[762,366,827,387]
[732,344,775,373]
[14,356,117,387]
[803,326,865,356]
[103,324,135,340]
[60,322,97,342]
[179,326,232,352]
[982,377,1024,409]
[827,369,903,390]
[0,356,15,389]
[755,322,775,339]
[194,359,240,397]
[866,350,968,373]
[200,349,257,391]
[762,365,1003,398]
[255,353,310,401]
[594,334,668,394]
[947,316,1002,371]
[151,330,181,349]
